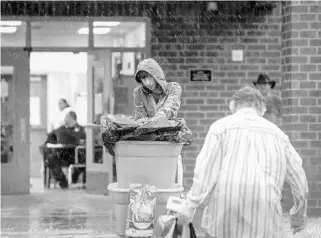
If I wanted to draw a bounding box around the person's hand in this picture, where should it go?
[176,212,193,226]
[147,112,168,126]
[154,111,167,120]
[175,201,195,226]
[291,216,307,234]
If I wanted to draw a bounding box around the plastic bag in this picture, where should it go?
[125,184,157,237]
[154,214,197,238]
[101,114,193,156]
[189,223,197,238]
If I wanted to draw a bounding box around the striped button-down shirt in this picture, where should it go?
[187,108,308,238]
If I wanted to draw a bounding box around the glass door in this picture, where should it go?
[1,51,30,194]
[86,50,113,194]
[30,75,47,179]
[111,51,146,116]
[85,50,146,194]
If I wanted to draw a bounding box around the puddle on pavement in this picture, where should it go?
[2,207,116,235]
[41,208,87,230]
[1,191,116,236]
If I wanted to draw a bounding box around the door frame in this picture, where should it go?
[1,51,30,194]
[86,50,113,187]
[1,16,151,193]
[30,74,48,130]
[0,16,151,57]
[29,74,48,179]
[85,50,146,187]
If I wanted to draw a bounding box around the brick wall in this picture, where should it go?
[281,0,321,217]
[2,1,320,216]
[1,1,282,186]
[150,5,283,188]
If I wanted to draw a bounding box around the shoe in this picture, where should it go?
[59,181,69,189]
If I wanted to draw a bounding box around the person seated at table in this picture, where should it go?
[45,111,86,189]
[49,98,73,131]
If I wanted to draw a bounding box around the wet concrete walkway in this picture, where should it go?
[2,179,320,238]
[1,189,116,238]
[0,178,206,238]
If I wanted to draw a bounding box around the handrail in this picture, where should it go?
[84,123,100,129]
[75,145,86,164]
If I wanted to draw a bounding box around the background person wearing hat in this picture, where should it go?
[253,73,282,125]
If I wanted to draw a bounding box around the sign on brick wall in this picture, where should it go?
[190,70,212,82]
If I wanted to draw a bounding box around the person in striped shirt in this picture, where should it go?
[178,86,308,238]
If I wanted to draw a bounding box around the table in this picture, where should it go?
[40,143,103,188]
[41,144,78,188]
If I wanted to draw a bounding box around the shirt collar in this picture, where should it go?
[235,107,259,116]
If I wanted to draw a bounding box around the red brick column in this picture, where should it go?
[281,1,321,216]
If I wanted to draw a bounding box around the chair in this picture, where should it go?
[42,143,104,189]
[68,145,86,187]
[41,145,59,188]
[41,144,76,188]
[68,144,104,187]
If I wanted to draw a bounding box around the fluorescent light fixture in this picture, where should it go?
[93,21,120,27]
[0,21,22,26]
[78,28,89,34]
[0,27,17,33]
[78,27,111,34]
[207,2,218,11]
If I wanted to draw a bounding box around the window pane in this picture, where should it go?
[1,73,14,163]
[94,22,146,47]
[31,21,88,47]
[93,146,103,164]
[112,52,146,116]
[93,63,104,117]
[30,96,41,126]
[0,21,26,47]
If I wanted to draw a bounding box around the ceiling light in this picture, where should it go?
[78,28,89,34]
[0,21,22,26]
[78,27,111,35]
[94,28,111,34]
[0,27,17,33]
[207,2,218,11]
[93,21,120,27]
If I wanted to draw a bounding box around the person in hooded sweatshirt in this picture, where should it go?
[133,58,183,186]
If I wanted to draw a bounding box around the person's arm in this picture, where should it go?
[156,82,182,119]
[50,122,55,132]
[186,124,223,210]
[284,140,309,232]
[133,87,148,119]
[275,96,283,123]
[79,127,86,141]
[45,130,57,144]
